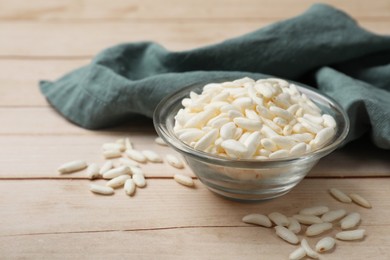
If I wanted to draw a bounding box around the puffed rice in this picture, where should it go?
[58,160,87,174]
[166,154,185,169]
[89,184,114,195]
[274,226,299,244]
[336,229,365,241]
[349,193,372,208]
[242,214,272,227]
[174,174,194,187]
[315,237,336,253]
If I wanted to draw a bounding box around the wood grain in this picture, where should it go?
[0,0,389,20]
[0,107,154,134]
[1,226,389,260]
[0,59,87,107]
[0,21,270,57]
[0,178,387,236]
[0,20,388,58]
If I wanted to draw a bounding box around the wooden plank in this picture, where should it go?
[0,134,389,178]
[0,20,389,57]
[0,107,95,134]
[0,226,388,260]
[0,0,389,20]
[0,21,268,57]
[0,179,387,239]
[0,107,155,134]
[0,135,194,178]
[0,59,88,107]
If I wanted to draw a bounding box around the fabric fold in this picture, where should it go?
[40,3,390,149]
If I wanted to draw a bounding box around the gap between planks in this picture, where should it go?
[2,16,390,22]
[0,224,249,238]
[1,0,390,20]
[0,55,92,60]
[2,223,387,238]
[0,176,389,181]
[1,226,389,260]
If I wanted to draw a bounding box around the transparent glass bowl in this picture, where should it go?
[153,78,349,201]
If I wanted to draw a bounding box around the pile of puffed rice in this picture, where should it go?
[174,77,337,159]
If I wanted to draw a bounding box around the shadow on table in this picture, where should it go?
[312,135,390,177]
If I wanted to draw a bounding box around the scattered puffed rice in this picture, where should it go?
[174,174,194,187]
[155,137,168,146]
[86,163,100,179]
[142,150,163,163]
[133,173,146,188]
[89,184,114,195]
[268,212,290,227]
[234,185,373,259]
[119,157,139,167]
[129,166,143,176]
[103,166,131,179]
[274,226,299,244]
[329,188,352,203]
[125,137,133,150]
[103,150,122,159]
[321,209,347,222]
[299,206,329,216]
[166,154,185,169]
[349,193,372,208]
[305,222,333,236]
[315,237,336,253]
[116,138,125,145]
[288,217,301,234]
[126,149,147,163]
[301,239,319,259]
[242,214,272,228]
[124,179,136,196]
[58,160,87,174]
[336,229,365,241]
[293,214,323,225]
[289,247,306,260]
[102,143,125,152]
[106,175,130,188]
[99,161,113,175]
[340,212,361,230]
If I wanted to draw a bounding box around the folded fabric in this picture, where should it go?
[40,3,390,149]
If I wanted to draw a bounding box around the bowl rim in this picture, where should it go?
[153,77,350,168]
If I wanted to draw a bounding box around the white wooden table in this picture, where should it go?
[1,1,389,259]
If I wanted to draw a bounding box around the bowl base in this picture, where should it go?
[206,186,292,202]
[199,177,300,202]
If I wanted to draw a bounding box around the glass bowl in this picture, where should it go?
[153,78,349,201]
